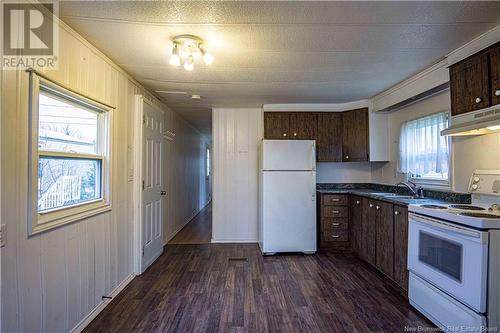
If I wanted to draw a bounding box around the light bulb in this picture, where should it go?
[169,43,180,66]
[203,53,214,65]
[184,54,194,71]
[200,44,214,65]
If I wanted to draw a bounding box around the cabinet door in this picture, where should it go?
[394,205,409,291]
[317,113,342,162]
[342,108,369,162]
[490,43,500,106]
[350,195,363,255]
[375,201,394,278]
[450,52,490,116]
[289,112,317,139]
[264,112,290,139]
[362,199,376,265]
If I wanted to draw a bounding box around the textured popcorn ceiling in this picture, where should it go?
[60,1,500,135]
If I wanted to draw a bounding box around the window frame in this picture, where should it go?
[28,73,113,235]
[400,111,452,189]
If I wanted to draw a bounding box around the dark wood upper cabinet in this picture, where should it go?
[289,112,317,139]
[450,52,490,116]
[490,43,500,106]
[264,112,290,139]
[394,205,409,291]
[375,201,394,279]
[342,108,369,162]
[317,113,342,162]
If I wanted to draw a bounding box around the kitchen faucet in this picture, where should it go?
[396,181,425,198]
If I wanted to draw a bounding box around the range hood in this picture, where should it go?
[441,105,500,136]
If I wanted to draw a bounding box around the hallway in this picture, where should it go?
[169,203,212,244]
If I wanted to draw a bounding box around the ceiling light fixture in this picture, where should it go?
[169,34,214,71]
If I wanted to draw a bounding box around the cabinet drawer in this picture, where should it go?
[322,206,348,217]
[322,195,348,206]
[323,230,349,242]
[322,218,348,231]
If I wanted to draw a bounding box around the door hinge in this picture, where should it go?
[143,115,146,124]
[142,248,144,256]
[142,180,145,190]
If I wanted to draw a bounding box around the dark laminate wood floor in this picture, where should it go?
[84,244,434,332]
[169,202,212,244]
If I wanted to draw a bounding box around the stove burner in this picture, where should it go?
[449,204,486,211]
[420,204,447,209]
[458,212,499,218]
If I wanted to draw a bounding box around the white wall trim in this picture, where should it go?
[446,25,500,67]
[263,101,370,112]
[133,95,144,276]
[69,273,135,333]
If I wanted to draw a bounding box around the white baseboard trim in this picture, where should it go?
[211,239,258,243]
[69,273,135,333]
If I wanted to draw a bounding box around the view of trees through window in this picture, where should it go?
[37,91,102,212]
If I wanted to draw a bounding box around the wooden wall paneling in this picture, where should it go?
[41,229,67,333]
[213,108,261,242]
[65,223,82,330]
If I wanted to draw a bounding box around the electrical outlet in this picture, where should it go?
[0,224,6,247]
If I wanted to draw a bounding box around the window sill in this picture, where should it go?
[410,179,451,191]
[30,202,112,236]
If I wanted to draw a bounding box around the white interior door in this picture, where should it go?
[141,102,164,271]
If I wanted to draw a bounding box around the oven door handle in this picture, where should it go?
[409,213,487,241]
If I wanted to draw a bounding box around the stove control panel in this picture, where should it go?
[468,170,500,195]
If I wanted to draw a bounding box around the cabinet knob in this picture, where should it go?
[283,133,287,137]
[345,155,349,159]
[496,89,500,97]
[395,211,400,216]
[293,132,297,137]
[356,200,361,205]
[369,204,374,208]
[376,205,380,210]
[475,97,483,104]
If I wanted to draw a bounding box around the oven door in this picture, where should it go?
[408,213,489,313]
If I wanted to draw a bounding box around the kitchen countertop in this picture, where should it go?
[316,188,451,206]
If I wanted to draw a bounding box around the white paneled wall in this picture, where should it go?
[163,113,210,243]
[212,108,262,242]
[1,18,206,333]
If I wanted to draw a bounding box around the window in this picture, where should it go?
[29,73,112,234]
[398,112,450,185]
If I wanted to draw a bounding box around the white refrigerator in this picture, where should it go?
[258,140,317,255]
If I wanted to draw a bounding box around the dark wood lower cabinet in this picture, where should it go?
[322,193,409,292]
[375,201,394,279]
[394,205,409,291]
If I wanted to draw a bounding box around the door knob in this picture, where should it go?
[160,191,167,195]
[475,97,482,104]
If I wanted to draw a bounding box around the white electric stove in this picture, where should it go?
[407,170,500,332]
